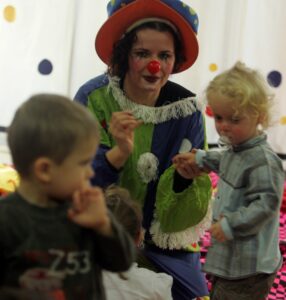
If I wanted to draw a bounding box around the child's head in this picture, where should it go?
[205,61,273,145]
[8,94,99,198]
[105,185,143,246]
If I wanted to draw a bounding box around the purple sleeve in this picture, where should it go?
[90,145,121,188]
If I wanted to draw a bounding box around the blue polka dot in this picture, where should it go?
[38,59,53,75]
[267,70,282,88]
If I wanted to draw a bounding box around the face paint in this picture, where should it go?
[124,28,175,99]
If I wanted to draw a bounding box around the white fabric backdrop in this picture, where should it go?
[0,0,285,162]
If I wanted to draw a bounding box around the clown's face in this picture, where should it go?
[124,28,175,105]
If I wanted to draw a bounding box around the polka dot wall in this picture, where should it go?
[0,0,75,128]
[3,4,53,76]
[1,1,286,161]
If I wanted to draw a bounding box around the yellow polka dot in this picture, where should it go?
[280,116,286,125]
[209,63,218,72]
[3,5,16,22]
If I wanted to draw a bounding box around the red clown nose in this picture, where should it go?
[147,60,161,74]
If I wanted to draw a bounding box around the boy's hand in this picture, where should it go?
[209,221,227,242]
[68,187,112,236]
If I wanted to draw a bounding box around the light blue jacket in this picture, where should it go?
[196,133,284,278]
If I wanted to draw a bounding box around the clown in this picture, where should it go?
[75,1,212,299]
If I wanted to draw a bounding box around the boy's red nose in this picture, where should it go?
[147,60,161,74]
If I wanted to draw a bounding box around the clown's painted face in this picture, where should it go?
[124,28,175,104]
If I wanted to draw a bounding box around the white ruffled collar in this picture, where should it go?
[108,76,200,124]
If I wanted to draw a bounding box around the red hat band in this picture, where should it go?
[95,0,199,73]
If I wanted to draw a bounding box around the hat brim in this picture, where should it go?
[95,0,199,73]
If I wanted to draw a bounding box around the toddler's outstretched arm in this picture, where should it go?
[172,150,203,179]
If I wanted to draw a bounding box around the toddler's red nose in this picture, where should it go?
[147,60,161,74]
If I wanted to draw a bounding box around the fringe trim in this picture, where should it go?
[150,201,213,250]
[108,76,199,124]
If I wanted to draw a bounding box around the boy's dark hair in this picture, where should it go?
[105,185,142,241]
[109,21,185,79]
[8,94,99,177]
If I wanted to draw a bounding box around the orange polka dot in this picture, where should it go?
[3,5,16,22]
[280,116,286,125]
[209,63,218,72]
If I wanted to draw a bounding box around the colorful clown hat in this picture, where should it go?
[95,0,199,73]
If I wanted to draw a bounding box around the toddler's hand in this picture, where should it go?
[209,221,227,242]
[172,151,202,179]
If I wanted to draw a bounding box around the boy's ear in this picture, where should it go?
[33,157,54,183]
